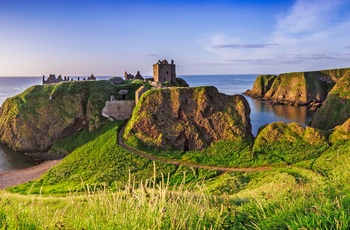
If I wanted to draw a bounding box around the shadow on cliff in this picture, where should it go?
[309,95,350,130]
[50,121,123,155]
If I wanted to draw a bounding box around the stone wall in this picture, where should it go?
[102,100,135,120]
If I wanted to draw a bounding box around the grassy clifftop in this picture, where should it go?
[245,67,350,105]
[0,80,144,152]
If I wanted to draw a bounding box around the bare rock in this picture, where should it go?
[124,86,253,151]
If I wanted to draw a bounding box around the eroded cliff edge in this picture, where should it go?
[124,86,253,151]
[244,67,350,106]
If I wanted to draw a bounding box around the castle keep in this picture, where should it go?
[153,59,176,83]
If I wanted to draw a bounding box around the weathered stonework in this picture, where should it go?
[102,100,135,120]
[135,85,148,105]
[153,59,176,83]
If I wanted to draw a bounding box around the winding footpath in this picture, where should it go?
[0,124,270,190]
[118,125,271,173]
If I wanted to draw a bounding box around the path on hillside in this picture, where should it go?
[0,160,61,189]
[118,125,271,172]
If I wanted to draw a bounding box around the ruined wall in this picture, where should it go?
[102,100,135,120]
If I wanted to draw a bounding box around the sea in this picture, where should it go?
[0,75,316,171]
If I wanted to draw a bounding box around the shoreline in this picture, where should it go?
[0,160,61,189]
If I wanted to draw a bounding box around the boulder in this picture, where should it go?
[124,86,253,151]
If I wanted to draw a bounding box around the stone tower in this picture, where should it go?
[153,59,176,83]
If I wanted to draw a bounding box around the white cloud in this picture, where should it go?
[195,33,242,57]
[276,0,344,35]
[197,0,350,73]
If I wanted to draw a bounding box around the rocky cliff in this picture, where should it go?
[309,73,350,130]
[124,86,253,151]
[244,75,277,98]
[0,80,144,152]
[245,67,350,106]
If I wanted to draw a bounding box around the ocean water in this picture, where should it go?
[0,75,315,171]
[180,75,316,135]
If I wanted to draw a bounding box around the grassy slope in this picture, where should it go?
[8,121,219,194]
[2,133,350,229]
[2,76,350,228]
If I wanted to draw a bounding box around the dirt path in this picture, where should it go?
[0,160,61,189]
[0,123,269,190]
[118,125,271,172]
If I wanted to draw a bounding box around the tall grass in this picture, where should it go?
[0,172,226,229]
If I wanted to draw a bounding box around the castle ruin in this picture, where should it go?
[42,74,96,84]
[102,59,177,120]
[153,59,176,83]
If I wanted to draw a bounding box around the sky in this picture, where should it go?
[1,0,350,76]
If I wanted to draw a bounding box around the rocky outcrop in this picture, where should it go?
[245,67,350,106]
[253,122,329,164]
[124,86,253,151]
[244,75,277,98]
[0,80,134,152]
[310,73,350,130]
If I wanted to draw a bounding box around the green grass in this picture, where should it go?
[2,140,350,229]
[9,121,219,194]
[3,74,350,228]
[4,119,350,229]
[1,179,226,229]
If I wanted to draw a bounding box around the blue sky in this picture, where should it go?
[1,0,350,76]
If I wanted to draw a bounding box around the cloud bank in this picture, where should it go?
[197,0,350,72]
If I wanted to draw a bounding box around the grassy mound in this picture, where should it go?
[253,122,329,165]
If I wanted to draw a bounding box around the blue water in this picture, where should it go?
[180,75,316,135]
[0,75,315,171]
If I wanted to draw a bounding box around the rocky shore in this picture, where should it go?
[0,160,61,189]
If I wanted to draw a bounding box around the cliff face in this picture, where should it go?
[244,75,277,98]
[124,86,253,151]
[0,80,142,152]
[245,67,350,106]
[309,73,350,130]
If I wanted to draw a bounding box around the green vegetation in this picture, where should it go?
[9,121,218,194]
[1,179,226,229]
[2,73,350,228]
[253,122,329,165]
[2,140,350,229]
[310,74,350,129]
[124,137,263,168]
[0,79,148,152]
